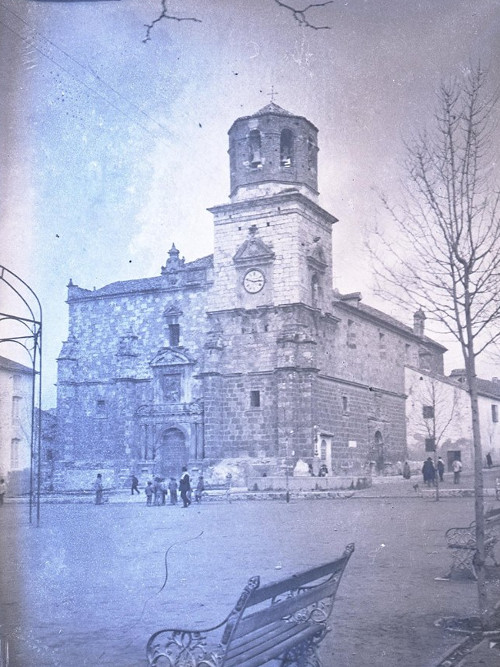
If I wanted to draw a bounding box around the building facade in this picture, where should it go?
[406,367,500,472]
[56,104,446,482]
[0,356,33,483]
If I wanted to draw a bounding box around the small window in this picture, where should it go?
[311,273,320,307]
[342,396,349,413]
[12,374,22,391]
[248,130,262,168]
[425,437,436,452]
[379,332,386,359]
[492,405,498,423]
[97,399,107,417]
[11,396,21,420]
[307,135,317,171]
[169,323,180,347]
[423,405,434,419]
[280,129,293,167]
[347,320,356,349]
[250,390,261,408]
[11,438,20,468]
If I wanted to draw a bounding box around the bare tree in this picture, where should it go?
[371,64,500,627]
[144,0,333,42]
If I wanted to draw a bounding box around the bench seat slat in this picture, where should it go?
[246,559,347,607]
[234,580,338,638]
[228,618,308,657]
[225,623,320,667]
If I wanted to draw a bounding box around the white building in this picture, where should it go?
[0,356,33,482]
[405,366,500,472]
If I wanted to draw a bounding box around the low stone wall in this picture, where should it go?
[247,475,371,492]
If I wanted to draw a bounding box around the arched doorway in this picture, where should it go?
[156,428,186,477]
[374,431,384,472]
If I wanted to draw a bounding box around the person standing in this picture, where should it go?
[131,475,140,495]
[179,466,191,507]
[145,481,153,506]
[195,476,205,503]
[486,452,493,468]
[0,478,6,506]
[422,458,435,487]
[94,473,104,505]
[168,477,178,505]
[402,461,411,480]
[437,457,445,483]
[452,458,463,484]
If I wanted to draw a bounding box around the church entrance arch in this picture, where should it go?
[156,428,187,477]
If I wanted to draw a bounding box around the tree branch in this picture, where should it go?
[143,0,201,44]
[273,0,333,29]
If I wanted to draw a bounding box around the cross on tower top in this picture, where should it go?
[267,86,278,103]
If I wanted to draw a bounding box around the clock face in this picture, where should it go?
[243,269,265,294]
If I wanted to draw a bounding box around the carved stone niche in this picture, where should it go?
[150,347,196,404]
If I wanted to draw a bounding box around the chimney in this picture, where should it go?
[413,309,426,337]
[493,377,499,384]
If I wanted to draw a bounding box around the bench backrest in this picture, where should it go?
[220,543,355,666]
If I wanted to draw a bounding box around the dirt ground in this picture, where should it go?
[1,482,500,666]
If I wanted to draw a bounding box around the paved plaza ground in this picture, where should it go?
[1,472,500,666]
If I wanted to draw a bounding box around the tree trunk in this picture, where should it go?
[466,355,489,626]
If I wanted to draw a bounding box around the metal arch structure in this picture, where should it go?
[0,265,42,525]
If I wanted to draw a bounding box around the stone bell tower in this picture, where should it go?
[228,102,319,203]
[208,102,336,313]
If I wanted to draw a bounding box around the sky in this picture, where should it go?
[1,0,500,407]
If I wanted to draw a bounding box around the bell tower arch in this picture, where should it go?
[228,102,319,203]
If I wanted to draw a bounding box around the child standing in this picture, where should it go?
[145,481,153,506]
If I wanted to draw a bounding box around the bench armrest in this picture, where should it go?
[147,626,225,666]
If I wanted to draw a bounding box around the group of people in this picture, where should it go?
[141,467,205,508]
[93,468,205,506]
[402,457,464,486]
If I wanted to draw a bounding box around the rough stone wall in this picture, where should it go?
[57,277,210,462]
[209,194,334,312]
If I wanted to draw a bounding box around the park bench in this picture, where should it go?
[146,543,355,667]
[445,510,500,580]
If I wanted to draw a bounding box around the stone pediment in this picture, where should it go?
[150,347,195,367]
[233,225,275,266]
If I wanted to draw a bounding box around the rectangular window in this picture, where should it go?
[11,396,21,421]
[347,319,356,349]
[492,405,499,423]
[405,344,411,363]
[342,396,349,413]
[96,399,107,418]
[12,374,21,391]
[250,390,261,408]
[379,332,386,359]
[423,405,434,419]
[11,438,20,468]
[169,323,180,347]
[425,438,436,452]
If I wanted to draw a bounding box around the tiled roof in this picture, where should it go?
[477,378,500,399]
[73,255,214,298]
[335,297,447,350]
[0,355,33,374]
[254,102,294,116]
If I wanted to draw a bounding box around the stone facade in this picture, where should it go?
[56,103,446,486]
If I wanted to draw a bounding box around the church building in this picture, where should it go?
[56,103,446,482]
